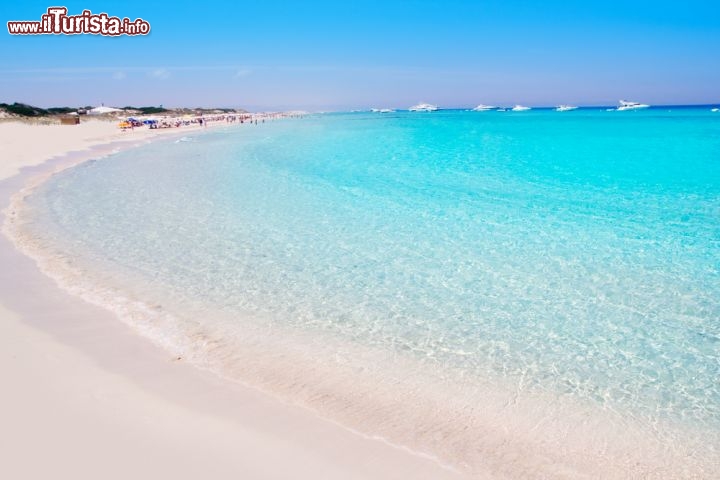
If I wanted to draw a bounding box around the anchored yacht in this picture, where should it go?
[472,104,496,111]
[511,105,531,112]
[556,105,578,112]
[616,100,650,111]
[408,103,438,112]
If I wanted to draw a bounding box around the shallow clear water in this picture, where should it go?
[19,108,720,471]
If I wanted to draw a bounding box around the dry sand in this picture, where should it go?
[0,119,468,480]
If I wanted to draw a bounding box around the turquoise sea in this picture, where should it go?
[15,107,720,476]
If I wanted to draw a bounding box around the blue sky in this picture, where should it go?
[1,0,718,110]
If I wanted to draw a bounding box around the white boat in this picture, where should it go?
[712,108,719,112]
[556,105,578,112]
[472,104,496,111]
[408,103,438,112]
[616,100,650,111]
[371,108,395,113]
[496,108,507,112]
[511,105,531,112]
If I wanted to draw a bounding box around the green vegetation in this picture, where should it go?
[0,102,49,117]
[0,102,77,117]
[46,107,76,115]
[123,106,169,115]
[1,102,248,118]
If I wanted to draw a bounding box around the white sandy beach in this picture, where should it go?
[0,119,468,480]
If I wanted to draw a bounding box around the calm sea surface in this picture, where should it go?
[19,108,720,474]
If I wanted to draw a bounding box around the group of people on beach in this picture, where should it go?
[118,112,296,131]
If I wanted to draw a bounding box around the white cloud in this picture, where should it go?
[148,68,170,79]
[234,68,252,78]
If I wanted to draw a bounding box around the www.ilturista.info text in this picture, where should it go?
[7,7,150,36]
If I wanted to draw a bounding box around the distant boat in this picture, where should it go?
[616,100,650,111]
[472,104,496,111]
[408,103,438,112]
[555,105,578,112]
[496,108,507,112]
[511,105,531,112]
[712,108,719,112]
[371,108,395,113]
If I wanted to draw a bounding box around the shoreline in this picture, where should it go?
[0,120,467,480]
[1,119,717,479]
